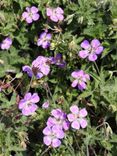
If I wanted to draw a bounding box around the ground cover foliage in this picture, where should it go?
[0,0,117,155]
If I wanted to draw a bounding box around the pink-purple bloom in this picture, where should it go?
[47,109,70,131]
[50,53,66,68]
[43,126,65,148]
[46,7,64,22]
[0,37,12,50]
[22,56,51,79]
[22,6,40,23]
[37,31,52,49]
[42,101,49,109]
[67,105,88,130]
[18,92,40,116]
[78,39,104,61]
[71,70,90,91]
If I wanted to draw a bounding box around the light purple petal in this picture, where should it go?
[18,99,26,109]
[88,54,97,61]
[78,81,86,90]
[71,120,80,130]
[91,39,100,48]
[56,7,64,14]
[26,7,30,12]
[42,41,49,49]
[51,109,62,119]
[37,39,43,46]
[55,129,65,139]
[22,12,28,19]
[26,17,33,23]
[31,6,38,13]
[79,108,88,117]
[22,106,32,116]
[78,50,89,58]
[43,136,52,146]
[95,46,104,54]
[24,92,32,100]
[81,40,91,49]
[36,72,43,79]
[56,14,64,21]
[47,117,56,127]
[79,118,87,128]
[52,138,61,148]
[63,121,70,130]
[22,65,33,77]
[43,127,51,135]
[70,105,79,114]
[50,14,58,22]
[46,8,53,16]
[32,13,40,21]
[67,113,76,122]
[30,93,40,103]
[71,79,78,88]
[28,104,38,113]
[46,33,52,40]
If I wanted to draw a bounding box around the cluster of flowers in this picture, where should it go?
[22,54,66,79]
[42,106,88,148]
[1,4,104,149]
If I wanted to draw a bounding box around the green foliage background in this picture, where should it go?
[0,0,117,155]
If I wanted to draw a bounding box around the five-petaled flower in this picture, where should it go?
[50,53,66,68]
[22,6,40,23]
[78,39,104,61]
[71,70,90,91]
[18,92,40,116]
[0,37,12,50]
[37,31,52,49]
[47,109,70,131]
[46,7,64,22]
[43,126,65,148]
[22,56,51,79]
[67,105,88,130]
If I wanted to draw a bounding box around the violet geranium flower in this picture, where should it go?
[78,39,104,61]
[43,126,65,148]
[67,105,88,130]
[19,92,40,116]
[50,53,66,68]
[22,6,40,23]
[47,109,70,131]
[71,70,90,91]
[37,31,52,49]
[46,7,64,22]
[0,37,12,50]
[22,56,51,79]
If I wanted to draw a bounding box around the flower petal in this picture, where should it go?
[70,105,79,114]
[43,126,51,135]
[32,13,40,21]
[31,6,38,13]
[67,113,76,122]
[88,54,97,61]
[78,50,89,59]
[79,108,88,117]
[22,65,33,77]
[81,40,90,49]
[91,39,100,48]
[71,80,78,88]
[79,118,87,128]
[30,93,40,103]
[95,46,104,54]
[71,120,80,130]
[43,136,52,146]
[52,138,61,148]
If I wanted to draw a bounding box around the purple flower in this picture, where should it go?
[78,39,104,61]
[50,53,66,68]
[0,37,12,50]
[22,56,51,79]
[46,7,64,22]
[22,6,40,23]
[19,92,40,116]
[43,126,65,148]
[37,31,52,49]
[42,101,49,109]
[71,70,90,91]
[47,109,70,131]
[67,105,88,130]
